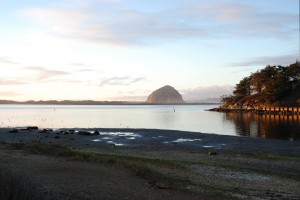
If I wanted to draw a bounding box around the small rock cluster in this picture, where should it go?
[8,127,100,136]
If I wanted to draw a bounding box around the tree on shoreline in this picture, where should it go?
[222,61,300,108]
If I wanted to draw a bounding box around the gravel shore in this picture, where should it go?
[1,127,299,155]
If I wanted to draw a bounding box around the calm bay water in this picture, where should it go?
[0,104,299,141]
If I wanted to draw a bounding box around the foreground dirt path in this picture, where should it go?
[0,144,219,200]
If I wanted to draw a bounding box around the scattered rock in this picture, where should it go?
[39,129,47,133]
[78,131,92,135]
[148,181,171,190]
[109,143,116,148]
[94,130,100,135]
[9,129,19,133]
[39,129,53,133]
[208,151,217,155]
[67,129,75,134]
[58,130,74,135]
[27,126,38,131]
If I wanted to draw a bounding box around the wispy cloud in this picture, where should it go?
[0,91,21,97]
[227,54,298,67]
[99,76,146,86]
[182,85,234,101]
[108,95,147,101]
[109,88,151,101]
[20,1,298,46]
[75,69,96,72]
[186,2,298,40]
[70,63,88,67]
[25,67,69,80]
[0,57,18,65]
[0,80,26,85]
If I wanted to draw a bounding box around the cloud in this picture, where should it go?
[0,91,21,97]
[22,8,92,34]
[108,95,147,101]
[227,54,298,67]
[70,63,88,67]
[0,67,71,86]
[182,85,234,101]
[0,80,26,85]
[186,2,298,40]
[20,1,298,46]
[0,57,18,65]
[75,69,96,72]
[99,76,146,86]
[109,89,151,101]
[25,67,69,80]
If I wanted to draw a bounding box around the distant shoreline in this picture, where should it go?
[0,100,219,105]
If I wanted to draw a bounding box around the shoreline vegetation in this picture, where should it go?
[1,127,300,199]
[214,61,300,114]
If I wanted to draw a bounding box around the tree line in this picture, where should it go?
[222,61,300,107]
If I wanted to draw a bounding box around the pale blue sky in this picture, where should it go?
[0,0,299,101]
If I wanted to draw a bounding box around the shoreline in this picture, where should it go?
[209,107,300,116]
[0,101,219,105]
[1,127,300,156]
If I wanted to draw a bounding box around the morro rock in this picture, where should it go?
[146,85,185,104]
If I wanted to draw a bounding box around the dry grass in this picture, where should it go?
[0,167,44,200]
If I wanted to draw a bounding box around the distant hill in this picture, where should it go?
[0,100,128,105]
[146,85,185,104]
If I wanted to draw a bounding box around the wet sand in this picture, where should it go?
[1,127,299,156]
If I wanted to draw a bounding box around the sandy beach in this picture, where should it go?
[1,127,300,200]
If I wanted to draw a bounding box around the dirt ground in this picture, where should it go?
[0,145,224,200]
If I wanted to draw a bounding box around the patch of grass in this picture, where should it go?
[219,150,300,161]
[67,150,193,190]
[0,167,44,200]
[183,159,300,181]
[4,142,234,198]
[25,143,76,157]
[239,153,300,161]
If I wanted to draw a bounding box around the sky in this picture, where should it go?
[0,0,299,102]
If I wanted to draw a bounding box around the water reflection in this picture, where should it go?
[223,112,300,140]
